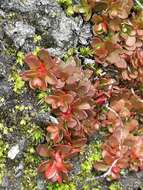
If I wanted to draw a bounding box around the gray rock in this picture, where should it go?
[73,0,80,3]
[15,162,24,178]
[136,171,143,179]
[52,16,81,46]
[3,21,35,48]
[1,176,21,190]
[0,0,58,13]
[8,144,20,160]
[0,82,12,97]
[84,58,95,65]
[34,1,83,57]
[1,0,83,56]
[79,23,92,46]
[0,41,6,52]
[18,138,26,152]
[0,61,6,78]
[34,112,59,125]
[36,0,58,6]
[7,138,26,160]
[0,9,6,18]
[49,115,59,124]
[34,112,50,126]
[0,0,37,13]
[120,172,143,190]
[21,39,36,53]
[1,176,9,188]
[15,162,24,173]
[37,179,45,190]
[49,15,82,57]
[0,25,5,41]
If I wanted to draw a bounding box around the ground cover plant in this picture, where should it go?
[19,0,143,186]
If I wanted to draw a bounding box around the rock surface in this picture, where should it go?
[3,21,35,48]
[0,0,86,189]
[0,0,143,190]
[1,0,83,56]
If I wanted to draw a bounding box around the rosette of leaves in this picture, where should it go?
[107,0,133,19]
[20,49,64,90]
[94,90,143,179]
[36,144,82,183]
[92,15,108,35]
[20,50,84,90]
[74,0,133,21]
[91,37,120,61]
[73,0,93,21]
[37,148,72,183]
[121,48,143,82]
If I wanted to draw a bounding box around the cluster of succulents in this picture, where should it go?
[20,0,143,185]
[20,49,113,183]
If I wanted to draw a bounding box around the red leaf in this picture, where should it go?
[24,53,40,69]
[112,166,121,174]
[94,161,109,171]
[37,161,50,172]
[45,162,57,180]
[36,144,51,157]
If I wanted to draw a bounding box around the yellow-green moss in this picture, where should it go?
[33,47,41,56]
[109,182,123,190]
[36,90,51,112]
[21,165,37,190]
[16,51,25,66]
[4,47,17,57]
[0,122,13,136]
[0,140,9,184]
[24,147,40,165]
[15,105,32,112]
[9,72,25,94]
[0,97,5,104]
[79,47,93,57]
[81,141,102,173]
[33,35,42,43]
[57,0,74,16]
[21,144,41,190]
[7,12,17,20]
[63,48,77,61]
[62,140,103,189]
[46,182,76,190]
